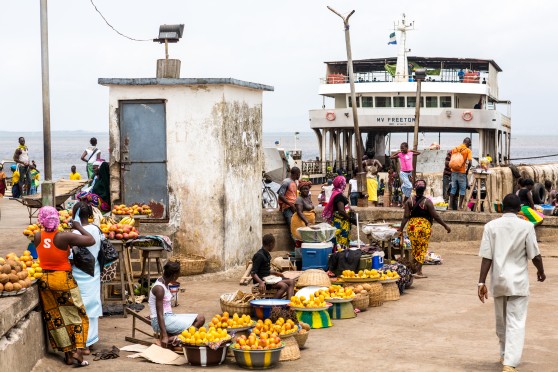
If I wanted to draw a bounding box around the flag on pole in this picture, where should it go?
[388,32,397,45]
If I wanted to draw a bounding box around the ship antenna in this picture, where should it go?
[394,13,415,82]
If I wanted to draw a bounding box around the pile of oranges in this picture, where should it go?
[208,312,254,329]
[230,333,283,351]
[252,318,297,337]
[178,326,230,346]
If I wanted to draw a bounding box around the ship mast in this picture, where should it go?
[394,14,414,82]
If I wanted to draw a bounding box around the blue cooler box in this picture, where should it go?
[301,242,333,270]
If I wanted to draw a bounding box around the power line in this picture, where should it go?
[509,153,558,161]
[89,0,151,42]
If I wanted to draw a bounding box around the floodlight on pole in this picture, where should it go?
[153,24,184,60]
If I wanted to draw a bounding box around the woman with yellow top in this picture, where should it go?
[290,180,316,242]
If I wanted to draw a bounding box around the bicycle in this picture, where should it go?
[262,174,278,209]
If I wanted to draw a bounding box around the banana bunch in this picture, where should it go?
[100,216,117,225]
[120,217,136,226]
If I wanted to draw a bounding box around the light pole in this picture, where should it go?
[40,0,55,206]
[412,68,427,182]
[327,6,365,193]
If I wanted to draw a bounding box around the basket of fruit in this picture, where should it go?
[292,322,310,348]
[172,254,206,276]
[219,291,254,316]
[230,334,284,369]
[351,292,370,311]
[340,269,381,282]
[434,202,448,211]
[178,326,231,366]
[312,285,356,303]
[251,318,298,339]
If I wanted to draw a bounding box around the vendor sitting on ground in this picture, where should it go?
[251,234,295,299]
[149,261,205,349]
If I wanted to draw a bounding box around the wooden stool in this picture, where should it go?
[102,241,135,317]
[124,308,158,346]
[139,246,165,286]
[465,172,492,213]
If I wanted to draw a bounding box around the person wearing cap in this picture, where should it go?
[81,137,101,180]
[10,164,21,198]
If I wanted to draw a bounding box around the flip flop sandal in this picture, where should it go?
[92,346,120,361]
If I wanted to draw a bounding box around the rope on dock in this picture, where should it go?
[509,153,558,161]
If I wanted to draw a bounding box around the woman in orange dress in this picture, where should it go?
[34,206,96,366]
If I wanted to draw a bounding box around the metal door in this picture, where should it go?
[120,101,168,219]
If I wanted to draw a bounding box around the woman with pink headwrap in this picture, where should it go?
[34,206,96,366]
[322,175,354,251]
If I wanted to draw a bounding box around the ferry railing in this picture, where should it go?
[321,73,488,84]
[301,159,358,181]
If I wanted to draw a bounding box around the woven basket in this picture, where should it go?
[279,335,301,361]
[219,293,252,316]
[293,331,309,349]
[382,282,400,301]
[172,254,206,276]
[368,282,384,307]
[352,293,369,311]
[296,269,331,288]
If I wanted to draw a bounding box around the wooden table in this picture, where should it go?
[101,240,136,316]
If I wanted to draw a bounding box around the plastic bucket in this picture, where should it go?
[231,346,284,369]
[168,282,180,307]
[183,344,228,366]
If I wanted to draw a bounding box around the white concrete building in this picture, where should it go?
[98,78,273,271]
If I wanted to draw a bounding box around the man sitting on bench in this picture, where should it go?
[251,234,295,299]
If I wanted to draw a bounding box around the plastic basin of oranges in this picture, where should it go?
[252,318,297,337]
[314,285,355,300]
[231,333,283,351]
[289,293,327,309]
[178,326,231,346]
[208,312,254,329]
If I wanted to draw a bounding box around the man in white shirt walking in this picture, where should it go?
[478,193,546,372]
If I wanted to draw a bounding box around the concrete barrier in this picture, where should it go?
[0,286,46,371]
[263,207,558,251]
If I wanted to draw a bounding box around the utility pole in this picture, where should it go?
[412,69,426,181]
[40,0,55,206]
[327,6,364,187]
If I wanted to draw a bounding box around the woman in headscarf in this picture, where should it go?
[34,206,96,366]
[398,180,451,279]
[71,202,102,354]
[290,180,315,242]
[76,162,111,212]
[322,175,353,251]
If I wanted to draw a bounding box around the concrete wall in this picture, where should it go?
[104,83,266,271]
[263,207,558,251]
[0,286,46,372]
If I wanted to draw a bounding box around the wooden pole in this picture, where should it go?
[327,7,364,176]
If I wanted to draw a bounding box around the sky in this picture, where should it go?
[0,1,555,134]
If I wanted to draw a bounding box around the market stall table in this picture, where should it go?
[102,240,135,316]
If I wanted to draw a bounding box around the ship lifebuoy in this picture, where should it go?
[462,111,473,121]
[326,112,336,121]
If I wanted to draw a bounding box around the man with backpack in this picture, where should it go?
[449,137,473,210]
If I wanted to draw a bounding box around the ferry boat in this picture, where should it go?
[301,15,511,179]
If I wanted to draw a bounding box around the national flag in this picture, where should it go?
[388,32,397,45]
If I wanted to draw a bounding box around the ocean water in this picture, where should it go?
[0,131,555,180]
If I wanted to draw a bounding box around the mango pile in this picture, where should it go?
[231,333,283,351]
[0,251,42,293]
[379,269,400,281]
[252,318,297,337]
[178,326,231,346]
[112,204,152,216]
[314,285,355,300]
[208,312,253,329]
[341,269,382,280]
[289,293,327,309]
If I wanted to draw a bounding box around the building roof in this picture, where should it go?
[325,56,502,72]
[98,78,274,91]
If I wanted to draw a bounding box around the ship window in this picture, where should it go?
[440,96,452,108]
[348,96,360,108]
[361,97,373,107]
[375,96,391,107]
[425,96,438,108]
[406,97,424,108]
[393,96,405,107]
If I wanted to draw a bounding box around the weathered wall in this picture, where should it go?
[106,84,265,271]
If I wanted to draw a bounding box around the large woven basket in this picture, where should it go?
[279,335,301,361]
[172,254,206,276]
[382,282,400,301]
[296,269,331,288]
[219,293,252,316]
[368,282,384,307]
[293,331,309,349]
[352,293,369,311]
